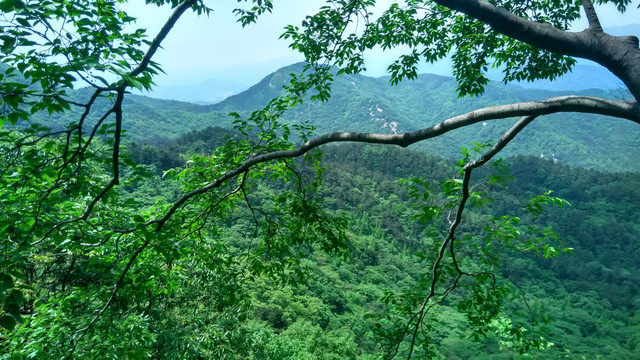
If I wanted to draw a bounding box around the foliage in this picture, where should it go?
[1,0,639,359]
[117,133,640,358]
[282,0,581,96]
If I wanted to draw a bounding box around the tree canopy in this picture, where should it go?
[0,0,639,358]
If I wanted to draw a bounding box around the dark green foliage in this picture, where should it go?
[1,0,639,358]
[312,144,640,358]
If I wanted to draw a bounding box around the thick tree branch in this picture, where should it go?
[433,0,593,59]
[433,0,640,102]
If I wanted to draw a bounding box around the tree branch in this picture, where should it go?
[465,115,538,169]
[73,234,153,337]
[128,0,198,79]
[432,0,640,102]
[31,0,200,242]
[582,0,603,32]
[65,0,200,341]
[144,95,638,233]
[433,0,593,58]
[402,115,537,359]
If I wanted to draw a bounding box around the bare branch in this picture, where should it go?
[111,90,124,185]
[465,115,538,169]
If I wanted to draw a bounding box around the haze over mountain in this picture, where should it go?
[146,62,626,104]
[148,78,249,105]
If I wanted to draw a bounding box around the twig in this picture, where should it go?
[401,115,537,359]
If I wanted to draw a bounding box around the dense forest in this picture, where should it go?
[2,64,639,359]
[119,126,640,358]
[2,0,640,358]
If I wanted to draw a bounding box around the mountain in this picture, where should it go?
[495,64,625,92]
[605,23,640,37]
[210,63,640,171]
[24,62,640,172]
[151,25,640,100]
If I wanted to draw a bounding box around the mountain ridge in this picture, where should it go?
[22,62,640,172]
[202,63,638,172]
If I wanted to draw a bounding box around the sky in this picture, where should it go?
[122,0,640,89]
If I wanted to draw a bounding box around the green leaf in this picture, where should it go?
[0,315,16,331]
[0,273,13,293]
[127,77,144,91]
[0,0,24,12]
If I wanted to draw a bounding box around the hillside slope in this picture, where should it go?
[25,62,640,171]
[129,131,640,358]
[211,63,640,171]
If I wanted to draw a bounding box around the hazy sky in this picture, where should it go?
[123,1,640,88]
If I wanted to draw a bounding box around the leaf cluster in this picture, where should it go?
[282,0,584,97]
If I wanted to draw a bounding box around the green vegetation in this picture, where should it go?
[25,64,640,172]
[129,133,640,358]
[1,0,639,359]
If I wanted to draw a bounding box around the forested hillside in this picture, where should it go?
[212,63,640,172]
[25,63,640,172]
[124,127,640,359]
[2,1,640,358]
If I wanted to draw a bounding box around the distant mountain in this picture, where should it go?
[25,63,640,172]
[149,25,640,102]
[210,62,311,112]
[604,23,640,37]
[499,64,625,92]
[211,63,640,172]
[146,78,249,105]
[143,57,304,104]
